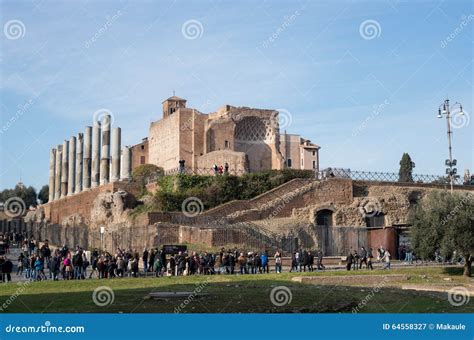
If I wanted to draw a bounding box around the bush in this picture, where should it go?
[153,169,313,212]
[132,164,164,186]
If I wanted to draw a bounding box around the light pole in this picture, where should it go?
[437,99,463,193]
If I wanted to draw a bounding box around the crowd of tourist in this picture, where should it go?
[0,232,336,282]
[0,231,444,284]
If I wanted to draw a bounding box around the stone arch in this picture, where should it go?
[315,208,334,226]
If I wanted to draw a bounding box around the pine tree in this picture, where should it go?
[399,153,414,182]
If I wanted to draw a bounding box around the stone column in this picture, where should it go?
[120,146,132,181]
[75,133,83,193]
[111,127,121,182]
[54,145,62,200]
[100,115,111,185]
[83,127,92,190]
[91,123,101,188]
[48,148,56,202]
[67,136,76,196]
[60,140,69,198]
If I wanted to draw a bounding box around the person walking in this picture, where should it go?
[2,257,12,282]
[317,249,325,270]
[359,246,368,269]
[17,253,24,275]
[346,251,353,271]
[51,252,61,280]
[290,252,298,272]
[382,249,391,269]
[367,248,374,270]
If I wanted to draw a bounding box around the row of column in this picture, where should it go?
[48,115,133,202]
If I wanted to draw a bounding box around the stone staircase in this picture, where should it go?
[226,179,319,222]
[202,177,318,223]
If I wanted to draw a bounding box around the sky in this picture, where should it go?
[0,0,473,190]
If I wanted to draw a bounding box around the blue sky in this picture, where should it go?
[0,0,472,190]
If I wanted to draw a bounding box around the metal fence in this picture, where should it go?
[316,168,466,186]
[164,167,248,176]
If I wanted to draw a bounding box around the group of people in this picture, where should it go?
[212,163,230,176]
[4,235,294,281]
[346,246,391,271]
[177,159,230,176]
[289,249,325,272]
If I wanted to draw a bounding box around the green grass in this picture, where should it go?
[1,267,472,313]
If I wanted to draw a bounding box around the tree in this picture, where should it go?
[410,191,473,276]
[0,183,38,214]
[399,153,415,182]
[38,185,49,204]
[132,164,164,190]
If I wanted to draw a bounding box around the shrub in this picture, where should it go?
[153,169,313,212]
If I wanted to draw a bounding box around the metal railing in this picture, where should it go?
[316,168,466,186]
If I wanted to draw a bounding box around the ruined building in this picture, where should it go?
[133,96,320,173]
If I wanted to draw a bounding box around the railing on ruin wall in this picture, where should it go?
[145,167,249,184]
[316,168,468,186]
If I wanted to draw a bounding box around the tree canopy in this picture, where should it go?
[0,183,38,213]
[410,191,473,276]
[38,185,49,204]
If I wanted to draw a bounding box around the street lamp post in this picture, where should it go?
[437,99,463,193]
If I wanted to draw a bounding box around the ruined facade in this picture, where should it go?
[140,96,319,173]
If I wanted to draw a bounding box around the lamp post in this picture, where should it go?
[437,99,463,193]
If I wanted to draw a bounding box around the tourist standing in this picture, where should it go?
[261,252,268,273]
[274,251,282,273]
[142,248,149,274]
[352,250,359,271]
[238,252,247,274]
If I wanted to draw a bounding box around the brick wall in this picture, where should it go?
[43,181,139,225]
